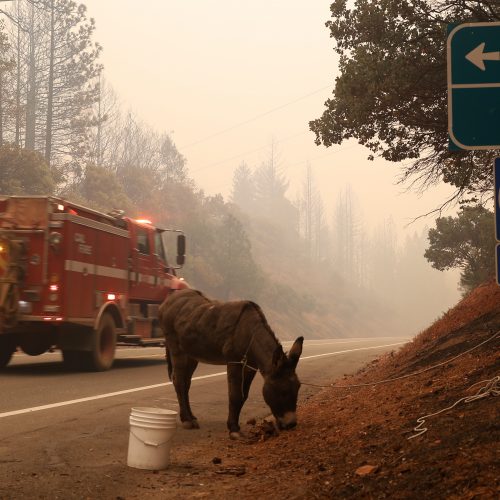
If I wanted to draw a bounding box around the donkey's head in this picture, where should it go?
[262,336,303,430]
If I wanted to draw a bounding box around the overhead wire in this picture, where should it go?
[179,84,332,151]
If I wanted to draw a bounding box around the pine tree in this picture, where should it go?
[230,161,255,212]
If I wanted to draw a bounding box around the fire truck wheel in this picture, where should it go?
[19,333,53,356]
[83,313,117,371]
[0,335,16,369]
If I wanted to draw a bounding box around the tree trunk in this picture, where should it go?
[25,5,36,150]
[15,2,21,146]
[0,69,3,146]
[45,0,55,165]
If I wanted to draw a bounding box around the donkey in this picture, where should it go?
[159,289,303,439]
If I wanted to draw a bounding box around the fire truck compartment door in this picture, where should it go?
[65,224,96,318]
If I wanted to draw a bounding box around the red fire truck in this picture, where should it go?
[0,196,188,371]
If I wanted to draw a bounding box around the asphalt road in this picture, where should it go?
[0,336,409,437]
[0,336,408,498]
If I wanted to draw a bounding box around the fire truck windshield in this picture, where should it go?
[154,231,167,263]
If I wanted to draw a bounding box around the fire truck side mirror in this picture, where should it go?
[176,234,186,266]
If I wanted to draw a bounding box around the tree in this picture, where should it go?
[212,213,262,300]
[310,0,500,201]
[424,205,495,293]
[0,0,101,175]
[253,140,297,230]
[332,186,365,286]
[368,217,398,294]
[74,164,132,213]
[0,143,55,194]
[298,163,328,262]
[230,161,255,212]
[158,133,188,184]
[87,76,120,168]
[0,20,14,146]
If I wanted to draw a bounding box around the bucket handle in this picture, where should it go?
[130,429,174,448]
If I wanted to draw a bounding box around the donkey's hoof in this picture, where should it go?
[182,419,200,430]
[229,431,243,440]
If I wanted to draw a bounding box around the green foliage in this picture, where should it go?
[212,213,262,300]
[424,206,495,293]
[76,164,133,213]
[0,144,55,194]
[310,0,500,197]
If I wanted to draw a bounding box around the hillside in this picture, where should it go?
[243,213,408,341]
[225,279,499,499]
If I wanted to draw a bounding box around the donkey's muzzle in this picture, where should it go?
[277,411,297,430]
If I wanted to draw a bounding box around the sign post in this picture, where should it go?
[494,159,500,285]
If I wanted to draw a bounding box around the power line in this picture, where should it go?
[191,130,308,173]
[179,84,332,151]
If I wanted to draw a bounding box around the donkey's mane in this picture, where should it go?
[245,301,282,348]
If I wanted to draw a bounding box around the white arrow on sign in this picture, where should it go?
[466,42,500,71]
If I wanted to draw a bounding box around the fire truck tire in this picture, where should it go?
[83,313,117,371]
[0,335,16,369]
[19,333,53,356]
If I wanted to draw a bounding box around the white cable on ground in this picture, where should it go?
[300,329,500,390]
[408,375,500,440]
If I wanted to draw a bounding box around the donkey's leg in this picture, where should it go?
[171,353,199,429]
[226,364,256,439]
[183,356,200,428]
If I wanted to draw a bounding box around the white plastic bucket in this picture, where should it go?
[127,407,178,470]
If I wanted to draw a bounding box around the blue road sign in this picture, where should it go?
[448,22,500,149]
[495,158,500,241]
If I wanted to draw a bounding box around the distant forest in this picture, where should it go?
[0,0,460,339]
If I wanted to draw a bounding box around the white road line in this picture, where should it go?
[300,342,405,360]
[12,338,408,358]
[0,372,225,419]
[0,342,405,419]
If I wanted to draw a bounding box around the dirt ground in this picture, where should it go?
[1,280,499,499]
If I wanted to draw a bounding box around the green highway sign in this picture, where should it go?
[448,22,500,150]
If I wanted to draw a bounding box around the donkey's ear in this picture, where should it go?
[271,345,286,373]
[288,336,304,369]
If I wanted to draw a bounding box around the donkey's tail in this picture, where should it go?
[165,345,173,380]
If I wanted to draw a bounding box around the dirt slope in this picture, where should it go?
[155,279,499,499]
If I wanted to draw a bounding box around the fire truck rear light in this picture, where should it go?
[56,317,63,321]
[107,293,116,301]
[49,284,59,291]
[57,204,64,211]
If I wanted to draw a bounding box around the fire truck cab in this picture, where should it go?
[0,196,187,371]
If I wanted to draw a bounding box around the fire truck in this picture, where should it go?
[0,196,187,371]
